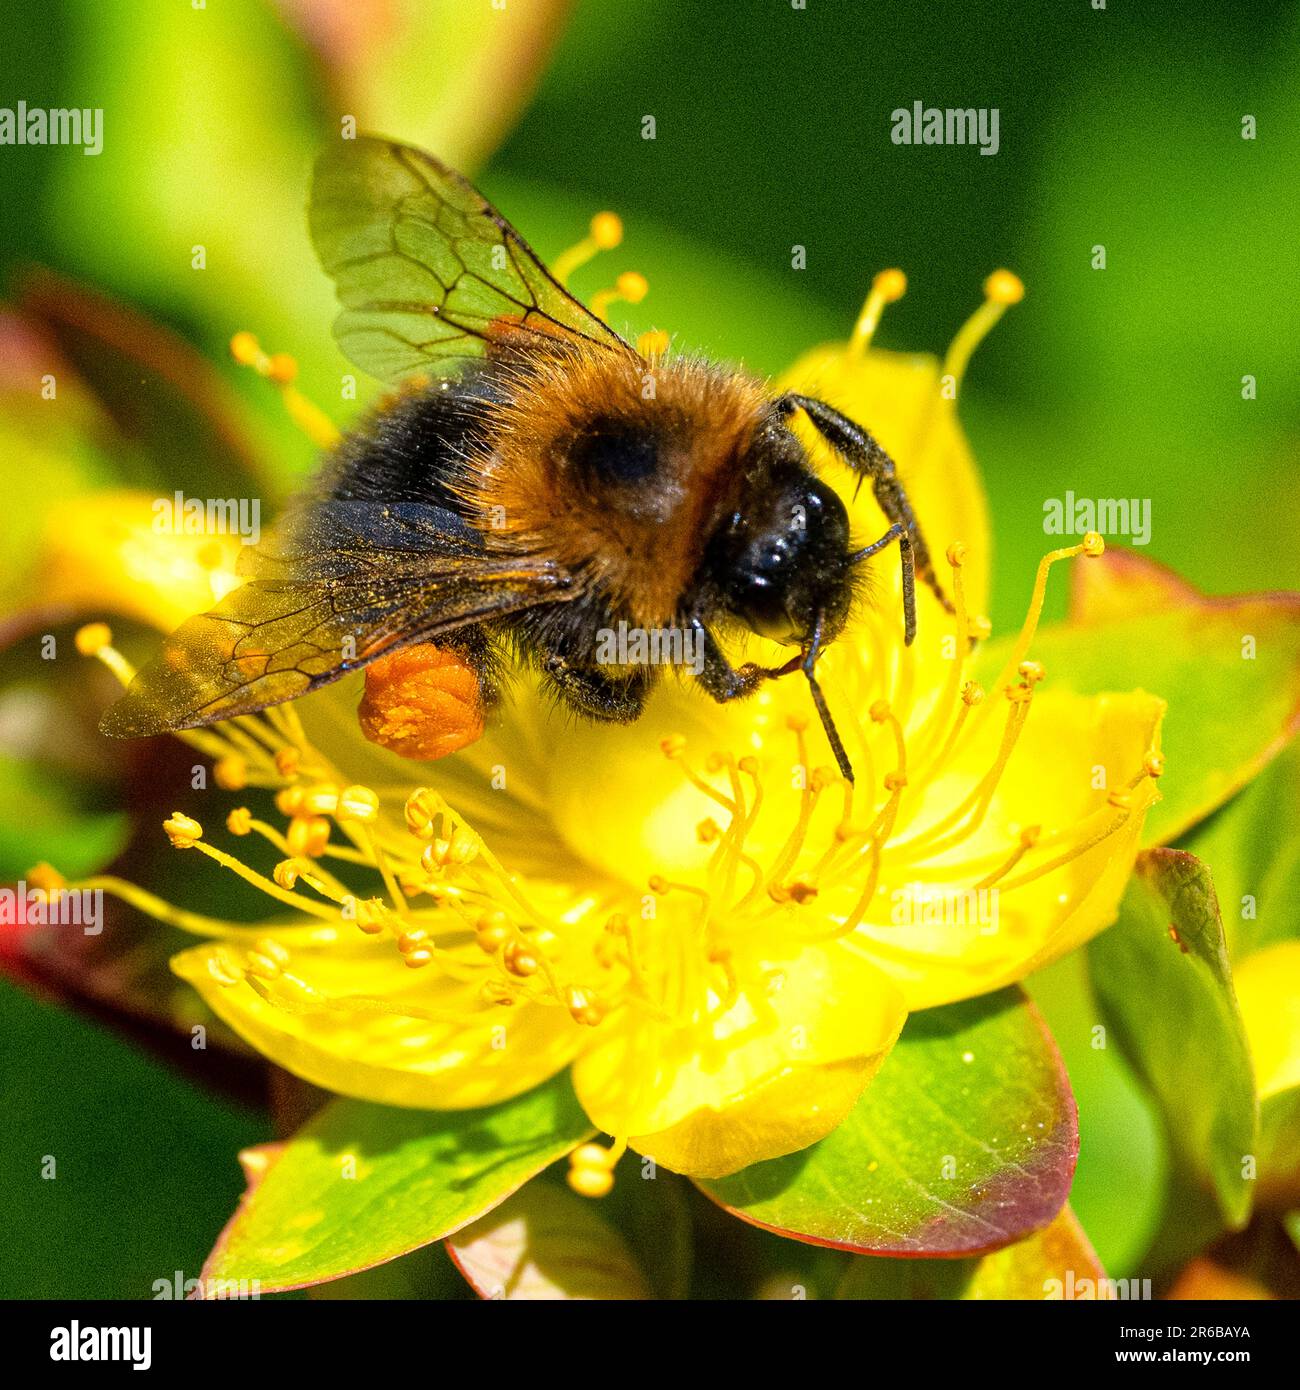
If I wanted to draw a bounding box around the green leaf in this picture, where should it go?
[448,1177,652,1300]
[1087,848,1257,1229]
[836,1205,1109,1300]
[1180,739,1300,959]
[1258,1087,1300,1209]
[201,1074,594,1294]
[697,988,1076,1256]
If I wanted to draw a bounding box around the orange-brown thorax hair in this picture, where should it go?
[459,348,771,626]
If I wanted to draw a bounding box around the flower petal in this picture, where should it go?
[172,925,583,1110]
[1234,941,1300,1100]
[571,940,907,1178]
[850,689,1165,1010]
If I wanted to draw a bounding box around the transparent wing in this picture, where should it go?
[310,135,633,382]
[100,502,577,736]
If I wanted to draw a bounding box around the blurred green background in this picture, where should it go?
[1,0,1297,1295]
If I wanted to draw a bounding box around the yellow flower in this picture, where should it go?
[1234,941,1300,1100]
[67,269,1164,1181]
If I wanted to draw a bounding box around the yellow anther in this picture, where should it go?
[961,680,986,707]
[480,979,517,1007]
[226,807,253,836]
[869,700,891,724]
[1018,660,1046,684]
[568,1165,614,1199]
[660,734,687,759]
[229,331,261,366]
[1019,825,1042,848]
[566,986,605,1026]
[476,915,510,954]
[287,815,330,858]
[850,267,908,359]
[206,955,244,987]
[255,937,289,964]
[337,784,380,824]
[354,897,387,933]
[502,941,539,978]
[637,328,670,358]
[403,948,434,970]
[214,755,248,791]
[1144,753,1165,778]
[74,622,112,656]
[266,353,298,384]
[884,771,908,791]
[398,928,429,954]
[697,818,721,843]
[1005,682,1034,705]
[946,542,967,568]
[273,860,300,890]
[984,268,1025,305]
[788,880,819,905]
[567,1140,620,1197]
[275,786,305,818]
[786,712,810,733]
[404,788,437,839]
[26,862,66,892]
[604,912,629,937]
[737,756,760,777]
[274,747,301,778]
[590,211,624,249]
[810,766,838,792]
[245,951,280,981]
[301,784,340,816]
[647,875,669,895]
[969,615,993,641]
[163,813,203,849]
[1082,531,1106,557]
[615,270,648,303]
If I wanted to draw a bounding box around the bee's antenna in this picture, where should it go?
[802,614,855,784]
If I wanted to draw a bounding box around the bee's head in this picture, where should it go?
[704,439,853,647]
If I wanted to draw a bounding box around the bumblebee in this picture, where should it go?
[103,136,948,780]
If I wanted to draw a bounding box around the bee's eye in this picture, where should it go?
[569,420,659,485]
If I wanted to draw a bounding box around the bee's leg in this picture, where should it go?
[774,392,953,628]
[541,652,650,724]
[691,617,854,781]
[689,619,800,703]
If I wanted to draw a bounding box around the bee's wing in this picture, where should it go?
[100,501,578,737]
[310,135,634,383]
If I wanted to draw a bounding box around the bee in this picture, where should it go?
[102,136,949,781]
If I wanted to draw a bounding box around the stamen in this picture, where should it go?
[229,331,340,449]
[848,268,907,362]
[590,271,648,323]
[551,212,624,288]
[75,623,135,689]
[942,269,1025,391]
